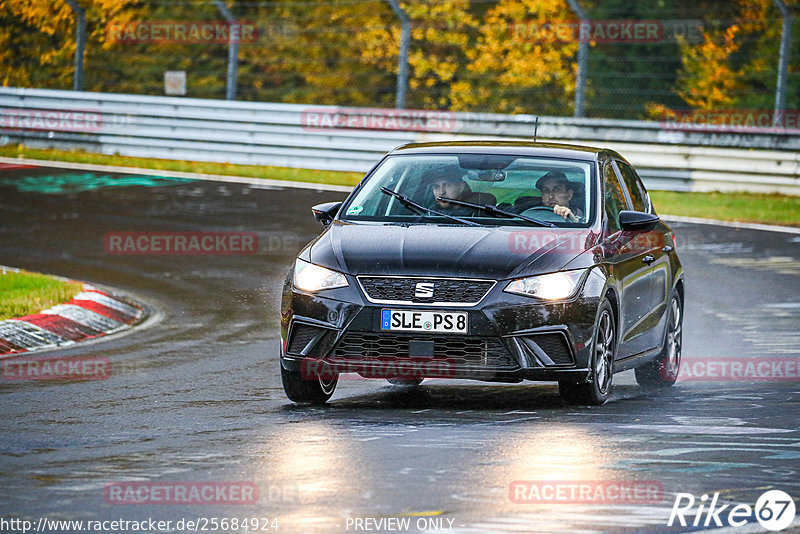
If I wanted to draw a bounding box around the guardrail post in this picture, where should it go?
[214,0,239,100]
[64,0,86,91]
[385,0,410,109]
[773,0,792,127]
[566,0,587,118]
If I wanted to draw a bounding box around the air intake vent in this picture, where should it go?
[287,323,323,355]
[531,333,574,366]
[514,332,575,367]
[330,333,518,370]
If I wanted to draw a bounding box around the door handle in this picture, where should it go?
[642,254,655,264]
[662,245,673,253]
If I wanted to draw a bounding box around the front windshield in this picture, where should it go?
[340,154,594,227]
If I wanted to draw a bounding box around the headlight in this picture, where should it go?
[504,270,586,300]
[293,259,348,292]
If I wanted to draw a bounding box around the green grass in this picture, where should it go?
[0,269,83,320]
[3,144,799,227]
[651,191,800,227]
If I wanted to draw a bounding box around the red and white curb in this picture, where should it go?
[0,284,144,357]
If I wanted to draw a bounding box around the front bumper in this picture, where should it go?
[280,270,606,383]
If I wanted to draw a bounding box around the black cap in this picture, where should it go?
[536,170,571,190]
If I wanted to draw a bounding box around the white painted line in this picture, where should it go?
[662,214,800,235]
[0,157,355,193]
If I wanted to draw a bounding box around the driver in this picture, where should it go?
[423,168,474,215]
[536,171,583,222]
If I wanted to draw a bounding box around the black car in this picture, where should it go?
[279,141,684,405]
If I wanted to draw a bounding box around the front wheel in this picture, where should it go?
[635,295,682,388]
[281,362,337,404]
[559,300,616,406]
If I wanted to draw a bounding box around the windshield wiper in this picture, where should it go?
[436,196,557,228]
[380,187,481,227]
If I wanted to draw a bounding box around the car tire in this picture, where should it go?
[281,362,338,404]
[635,294,682,388]
[559,300,616,406]
[386,378,424,387]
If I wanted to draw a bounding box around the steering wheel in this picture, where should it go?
[519,205,566,223]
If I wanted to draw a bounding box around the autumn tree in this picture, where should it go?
[351,0,480,110]
[2,0,797,119]
[675,25,743,110]
[654,0,797,116]
[460,0,577,114]
[0,0,144,89]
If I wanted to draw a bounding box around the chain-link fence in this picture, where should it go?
[2,0,797,122]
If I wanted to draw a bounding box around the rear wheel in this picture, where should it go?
[386,378,424,387]
[281,362,337,404]
[559,300,615,406]
[635,295,682,388]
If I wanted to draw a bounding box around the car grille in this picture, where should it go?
[329,332,518,370]
[358,277,494,305]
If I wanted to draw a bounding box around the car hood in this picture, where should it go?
[306,222,597,280]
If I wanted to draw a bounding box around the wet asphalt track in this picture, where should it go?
[0,165,799,534]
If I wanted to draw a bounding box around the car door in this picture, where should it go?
[614,159,671,350]
[600,159,656,358]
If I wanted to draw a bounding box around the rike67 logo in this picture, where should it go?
[668,490,796,531]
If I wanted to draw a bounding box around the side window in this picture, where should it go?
[615,161,648,212]
[603,162,628,233]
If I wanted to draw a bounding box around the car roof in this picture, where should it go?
[389,140,607,161]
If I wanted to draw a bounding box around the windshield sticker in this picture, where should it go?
[346,205,364,215]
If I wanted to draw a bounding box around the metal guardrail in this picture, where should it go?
[1,87,799,194]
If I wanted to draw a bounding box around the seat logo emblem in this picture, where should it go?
[414,282,434,298]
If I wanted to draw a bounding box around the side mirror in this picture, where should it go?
[619,210,660,232]
[311,201,343,227]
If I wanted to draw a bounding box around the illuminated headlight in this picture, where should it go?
[504,270,586,300]
[293,259,348,292]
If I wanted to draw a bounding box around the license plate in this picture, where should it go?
[380,309,467,333]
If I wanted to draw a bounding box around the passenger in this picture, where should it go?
[536,170,583,222]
